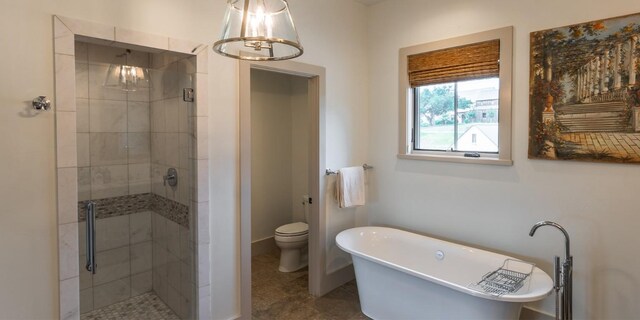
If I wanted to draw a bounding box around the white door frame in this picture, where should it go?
[239,60,327,318]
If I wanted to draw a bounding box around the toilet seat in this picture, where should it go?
[275,222,308,237]
[275,233,308,243]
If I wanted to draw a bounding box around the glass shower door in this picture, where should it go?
[75,41,196,320]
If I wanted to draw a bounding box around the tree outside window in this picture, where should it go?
[415,77,499,152]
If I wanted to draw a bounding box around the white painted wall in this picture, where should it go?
[367,0,640,319]
[0,5,58,319]
[250,70,310,242]
[0,1,368,319]
[250,69,295,242]
[290,77,310,223]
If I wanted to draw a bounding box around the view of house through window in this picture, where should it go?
[414,77,499,153]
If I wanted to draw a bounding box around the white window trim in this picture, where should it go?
[398,26,513,166]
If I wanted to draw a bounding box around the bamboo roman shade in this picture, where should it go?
[408,39,500,87]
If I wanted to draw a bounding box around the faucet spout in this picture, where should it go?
[530,220,572,320]
[529,220,571,261]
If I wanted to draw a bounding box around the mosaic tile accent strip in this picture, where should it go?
[78,193,189,228]
[78,193,152,221]
[150,193,189,228]
[80,292,180,320]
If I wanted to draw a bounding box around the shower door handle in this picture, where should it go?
[85,201,97,274]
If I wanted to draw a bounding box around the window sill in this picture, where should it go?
[397,153,513,166]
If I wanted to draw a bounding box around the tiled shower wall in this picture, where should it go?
[150,52,197,319]
[151,211,193,318]
[79,211,153,312]
[75,42,151,202]
[149,52,194,207]
[75,42,153,314]
[75,42,195,318]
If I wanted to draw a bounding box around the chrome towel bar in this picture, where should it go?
[325,164,373,176]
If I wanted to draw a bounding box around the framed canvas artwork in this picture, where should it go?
[529,13,640,163]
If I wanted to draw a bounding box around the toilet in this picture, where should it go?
[274,196,310,272]
[275,222,309,272]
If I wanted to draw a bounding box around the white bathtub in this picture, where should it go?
[336,226,553,320]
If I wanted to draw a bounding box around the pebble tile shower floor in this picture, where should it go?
[252,251,370,320]
[80,292,179,320]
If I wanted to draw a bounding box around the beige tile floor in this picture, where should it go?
[252,251,370,320]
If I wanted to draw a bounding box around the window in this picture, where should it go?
[398,26,513,165]
[414,78,499,153]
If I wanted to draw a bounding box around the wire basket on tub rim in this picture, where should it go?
[468,259,535,296]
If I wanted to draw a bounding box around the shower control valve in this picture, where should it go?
[163,168,178,187]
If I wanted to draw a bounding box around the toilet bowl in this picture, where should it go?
[275,222,309,272]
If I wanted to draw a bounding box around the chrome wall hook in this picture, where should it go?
[32,96,51,111]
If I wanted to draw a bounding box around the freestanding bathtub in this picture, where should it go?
[336,226,553,320]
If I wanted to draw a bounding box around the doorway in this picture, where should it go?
[239,60,325,318]
[249,68,310,259]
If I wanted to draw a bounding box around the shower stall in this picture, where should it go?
[53,16,210,320]
[74,42,196,319]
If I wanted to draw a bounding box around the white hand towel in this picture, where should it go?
[336,166,365,208]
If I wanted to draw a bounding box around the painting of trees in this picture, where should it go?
[529,12,640,164]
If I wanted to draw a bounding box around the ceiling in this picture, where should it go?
[353,0,387,6]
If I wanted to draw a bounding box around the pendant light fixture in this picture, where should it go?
[213,0,303,61]
[103,49,151,92]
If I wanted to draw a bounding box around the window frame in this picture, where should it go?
[398,26,513,165]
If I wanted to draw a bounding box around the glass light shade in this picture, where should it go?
[213,0,303,61]
[103,64,151,92]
